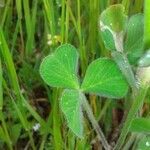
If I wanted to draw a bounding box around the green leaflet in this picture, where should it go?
[100,28,116,51]
[81,58,128,98]
[40,44,79,89]
[60,89,83,138]
[100,4,126,32]
[124,14,144,64]
[130,118,150,133]
[137,135,150,150]
[39,44,129,139]
[100,4,127,51]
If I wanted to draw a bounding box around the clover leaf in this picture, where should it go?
[124,14,144,64]
[100,4,127,33]
[100,4,127,51]
[81,58,128,98]
[130,118,150,133]
[40,44,79,89]
[60,89,83,138]
[39,44,128,138]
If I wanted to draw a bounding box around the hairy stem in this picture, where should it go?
[111,29,138,92]
[112,51,138,92]
[122,133,137,150]
[80,93,111,150]
[114,86,148,150]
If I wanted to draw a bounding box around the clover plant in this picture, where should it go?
[40,44,128,150]
[100,4,150,150]
[39,3,150,150]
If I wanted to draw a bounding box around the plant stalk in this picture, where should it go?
[0,112,13,150]
[112,51,138,92]
[0,59,13,150]
[114,86,148,150]
[122,133,137,150]
[80,93,111,150]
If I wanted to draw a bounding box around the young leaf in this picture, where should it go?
[40,44,79,89]
[124,14,144,64]
[100,4,126,32]
[99,27,116,51]
[100,4,127,51]
[130,118,150,133]
[81,58,128,98]
[60,89,83,138]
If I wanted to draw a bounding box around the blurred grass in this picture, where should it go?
[0,0,147,149]
[144,0,150,50]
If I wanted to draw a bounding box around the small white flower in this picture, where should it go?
[47,40,53,46]
[33,123,41,132]
[146,141,150,147]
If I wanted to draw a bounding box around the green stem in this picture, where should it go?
[65,0,69,43]
[52,89,63,150]
[77,0,87,74]
[0,59,3,109]
[28,131,36,150]
[114,86,148,150]
[60,0,65,43]
[43,0,56,37]
[0,0,11,27]
[122,0,130,14]
[0,58,12,150]
[122,133,137,150]
[4,82,36,150]
[0,112,13,150]
[97,100,111,122]
[39,134,47,150]
[81,93,111,150]
[112,51,138,92]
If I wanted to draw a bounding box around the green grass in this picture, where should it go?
[0,0,149,149]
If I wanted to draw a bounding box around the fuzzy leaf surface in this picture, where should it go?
[40,44,79,89]
[60,89,83,138]
[100,4,126,32]
[81,58,128,98]
[130,118,150,133]
[124,14,144,64]
[100,4,127,51]
[137,135,150,150]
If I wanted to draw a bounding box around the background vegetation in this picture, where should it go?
[0,0,149,149]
